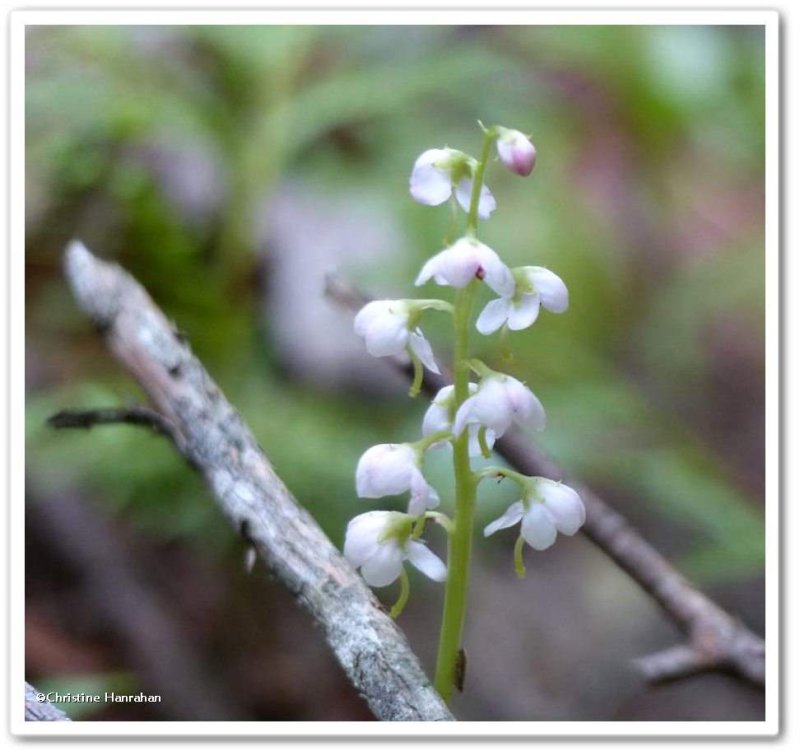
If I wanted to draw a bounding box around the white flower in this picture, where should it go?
[354,300,439,373]
[356,443,440,516]
[344,510,447,587]
[476,266,569,335]
[409,148,496,219]
[415,237,514,297]
[495,127,537,177]
[484,479,585,551]
[453,373,546,439]
[422,384,496,457]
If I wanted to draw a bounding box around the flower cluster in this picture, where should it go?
[346,123,584,617]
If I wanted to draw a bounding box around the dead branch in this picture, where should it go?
[326,273,766,688]
[48,406,176,438]
[56,242,453,722]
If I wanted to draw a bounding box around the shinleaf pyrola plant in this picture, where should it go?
[345,122,585,702]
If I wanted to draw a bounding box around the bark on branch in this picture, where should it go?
[56,242,453,722]
[326,274,766,688]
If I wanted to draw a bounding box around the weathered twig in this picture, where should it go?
[25,682,71,721]
[325,273,766,688]
[48,406,176,437]
[497,430,766,686]
[57,242,453,721]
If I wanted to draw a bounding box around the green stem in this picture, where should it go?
[434,126,496,702]
[408,352,424,398]
[477,427,493,459]
[475,465,530,489]
[514,535,527,579]
[445,195,459,245]
[434,282,478,701]
[390,569,411,619]
[411,430,454,456]
[426,510,455,535]
[465,129,496,236]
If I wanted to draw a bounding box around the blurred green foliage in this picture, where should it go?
[26,24,765,589]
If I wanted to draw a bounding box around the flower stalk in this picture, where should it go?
[434,281,478,701]
[433,127,495,701]
[346,119,583,706]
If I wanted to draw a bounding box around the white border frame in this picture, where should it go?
[7,7,780,738]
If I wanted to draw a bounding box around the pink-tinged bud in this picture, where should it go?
[495,128,537,177]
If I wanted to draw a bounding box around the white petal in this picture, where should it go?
[504,376,547,432]
[478,248,515,297]
[353,300,390,338]
[477,184,497,219]
[422,385,455,445]
[455,178,496,219]
[476,298,511,335]
[520,506,558,550]
[355,444,414,498]
[408,467,439,515]
[538,479,585,535]
[408,330,440,374]
[410,165,452,206]
[439,238,484,288]
[468,378,515,436]
[506,295,541,330]
[483,500,525,537]
[360,542,404,587]
[409,149,453,206]
[412,148,449,169]
[452,395,478,437]
[364,321,408,357]
[405,541,447,581]
[415,253,443,287]
[343,510,394,567]
[422,399,451,438]
[420,238,508,292]
[527,267,569,314]
[528,396,547,432]
[354,300,409,357]
[454,178,474,215]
